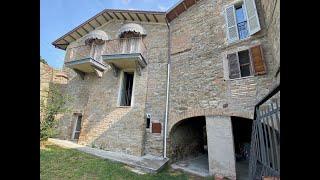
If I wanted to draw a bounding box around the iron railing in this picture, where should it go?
[238,21,249,39]
[249,84,280,180]
[65,37,147,63]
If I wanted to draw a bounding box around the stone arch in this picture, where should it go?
[168,107,253,134]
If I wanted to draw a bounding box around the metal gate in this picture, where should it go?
[249,85,280,180]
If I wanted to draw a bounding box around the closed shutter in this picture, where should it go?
[228,53,241,79]
[244,0,261,35]
[225,5,239,43]
[250,45,266,75]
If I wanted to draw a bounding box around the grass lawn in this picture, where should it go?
[40,142,211,180]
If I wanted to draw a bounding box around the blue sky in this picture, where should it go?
[41,0,177,69]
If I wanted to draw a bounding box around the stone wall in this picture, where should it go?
[58,20,168,156]
[167,0,277,134]
[40,62,68,120]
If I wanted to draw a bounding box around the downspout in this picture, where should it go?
[163,18,171,159]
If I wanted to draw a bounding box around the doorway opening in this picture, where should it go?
[231,116,253,180]
[170,116,209,177]
[119,72,134,106]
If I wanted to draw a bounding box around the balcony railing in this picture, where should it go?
[103,37,147,60]
[65,37,147,63]
[66,45,92,63]
[237,21,249,40]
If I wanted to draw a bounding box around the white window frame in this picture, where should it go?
[72,114,82,140]
[117,69,136,107]
[225,0,259,44]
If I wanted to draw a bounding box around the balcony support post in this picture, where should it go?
[92,66,104,78]
[109,63,119,77]
[73,69,85,80]
[135,61,141,76]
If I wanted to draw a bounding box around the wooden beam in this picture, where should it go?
[101,13,109,22]
[152,14,158,22]
[88,22,95,30]
[183,2,187,10]
[119,12,127,20]
[143,13,150,22]
[112,12,120,20]
[135,13,142,21]
[63,39,69,44]
[69,34,77,41]
[75,30,83,37]
[127,13,135,21]
[174,10,179,17]
[82,27,89,33]
[106,12,113,19]
[95,18,102,26]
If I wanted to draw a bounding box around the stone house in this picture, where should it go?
[52,0,279,179]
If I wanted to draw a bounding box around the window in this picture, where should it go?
[146,117,150,129]
[72,114,82,140]
[119,72,134,106]
[225,0,261,43]
[235,5,248,40]
[227,45,266,79]
[146,114,150,129]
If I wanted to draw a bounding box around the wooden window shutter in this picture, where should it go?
[152,122,161,133]
[244,0,261,35]
[250,45,266,75]
[225,5,239,43]
[228,53,241,79]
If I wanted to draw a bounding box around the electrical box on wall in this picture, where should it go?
[152,122,161,133]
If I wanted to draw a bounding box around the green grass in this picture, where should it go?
[40,142,211,180]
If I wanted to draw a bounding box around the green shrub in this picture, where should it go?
[40,84,72,141]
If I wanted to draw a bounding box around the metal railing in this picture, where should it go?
[65,37,147,63]
[249,84,280,180]
[238,21,249,39]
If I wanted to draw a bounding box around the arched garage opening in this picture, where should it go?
[231,116,253,180]
[169,116,208,176]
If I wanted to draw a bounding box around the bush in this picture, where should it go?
[40,84,72,141]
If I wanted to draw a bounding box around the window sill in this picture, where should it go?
[117,106,132,108]
[227,75,255,81]
[228,36,252,46]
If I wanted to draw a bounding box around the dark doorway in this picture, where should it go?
[170,116,209,176]
[231,116,253,180]
[120,72,134,106]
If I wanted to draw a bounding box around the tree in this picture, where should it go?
[40,56,48,65]
[40,84,72,141]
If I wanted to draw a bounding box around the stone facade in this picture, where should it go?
[54,0,279,178]
[58,20,168,156]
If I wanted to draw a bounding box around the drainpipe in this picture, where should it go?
[163,18,171,159]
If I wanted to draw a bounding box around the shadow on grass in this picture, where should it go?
[41,142,212,180]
